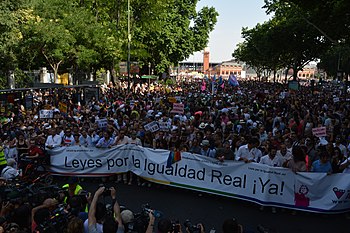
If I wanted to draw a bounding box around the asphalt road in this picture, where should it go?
[56,177,349,233]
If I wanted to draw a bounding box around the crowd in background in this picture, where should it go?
[0,78,349,232]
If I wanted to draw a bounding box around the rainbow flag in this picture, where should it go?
[201,79,206,91]
[166,151,182,168]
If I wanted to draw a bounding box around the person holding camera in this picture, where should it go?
[85,186,124,233]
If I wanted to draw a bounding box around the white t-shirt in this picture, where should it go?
[84,219,102,233]
[128,138,142,146]
[260,155,284,167]
[341,158,350,174]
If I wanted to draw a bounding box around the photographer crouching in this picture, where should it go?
[85,186,124,233]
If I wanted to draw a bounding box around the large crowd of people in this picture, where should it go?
[0,77,349,232]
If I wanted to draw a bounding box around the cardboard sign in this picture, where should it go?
[158,121,171,131]
[97,118,108,129]
[144,121,159,132]
[312,127,327,137]
[171,103,184,114]
[168,97,177,103]
[39,110,54,119]
[25,95,33,110]
[58,102,68,113]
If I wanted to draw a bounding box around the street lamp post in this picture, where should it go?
[148,62,151,93]
[127,0,131,93]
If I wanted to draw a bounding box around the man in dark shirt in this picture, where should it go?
[216,141,235,162]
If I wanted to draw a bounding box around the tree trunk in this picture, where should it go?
[285,68,288,84]
[110,67,117,85]
[293,64,298,81]
[53,64,59,84]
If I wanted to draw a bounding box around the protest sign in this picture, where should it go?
[168,97,177,103]
[170,103,184,114]
[96,118,108,129]
[58,102,68,113]
[49,145,350,213]
[39,109,53,119]
[144,121,159,132]
[312,127,327,137]
[158,121,171,131]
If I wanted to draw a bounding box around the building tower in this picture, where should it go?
[203,47,210,74]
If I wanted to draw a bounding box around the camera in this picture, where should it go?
[171,220,180,233]
[184,220,201,233]
[98,184,111,196]
[35,204,70,233]
[103,188,111,196]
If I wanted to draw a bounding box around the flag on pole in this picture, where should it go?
[166,151,182,168]
[212,74,216,82]
[201,79,206,91]
[228,74,239,87]
[218,75,223,85]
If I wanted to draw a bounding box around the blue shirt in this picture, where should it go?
[311,160,332,173]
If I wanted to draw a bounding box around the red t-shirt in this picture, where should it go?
[28,146,44,158]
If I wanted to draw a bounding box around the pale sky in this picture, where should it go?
[186,0,271,63]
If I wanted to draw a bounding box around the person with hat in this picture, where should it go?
[1,158,20,180]
[200,139,216,158]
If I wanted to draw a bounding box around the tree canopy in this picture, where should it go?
[233,0,349,81]
[0,0,218,88]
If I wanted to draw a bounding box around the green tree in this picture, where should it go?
[234,3,329,81]
[0,0,26,86]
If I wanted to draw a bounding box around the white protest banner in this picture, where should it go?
[49,145,350,213]
[39,109,54,119]
[312,127,327,137]
[171,103,184,114]
[144,121,159,132]
[96,118,108,129]
[333,97,339,103]
[158,121,171,131]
